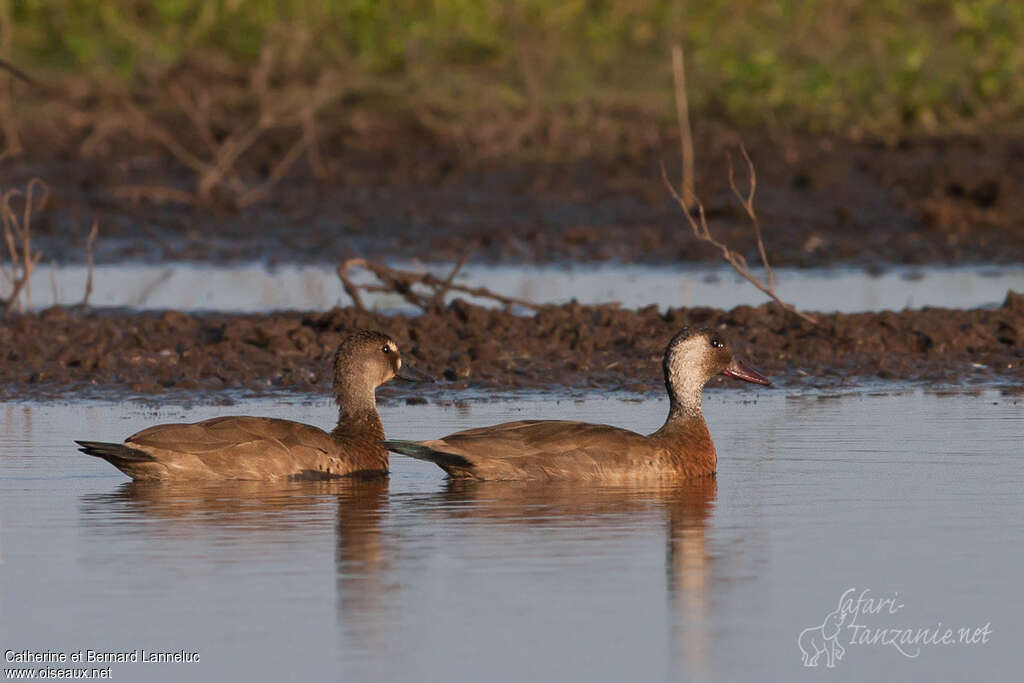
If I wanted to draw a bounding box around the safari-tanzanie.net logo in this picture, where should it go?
[797,588,992,668]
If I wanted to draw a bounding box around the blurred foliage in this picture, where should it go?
[6,0,1024,134]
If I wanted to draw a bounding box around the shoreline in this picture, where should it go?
[4,296,1020,400]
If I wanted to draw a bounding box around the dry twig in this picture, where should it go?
[430,252,469,310]
[412,32,542,164]
[666,46,815,326]
[0,0,24,159]
[337,257,542,313]
[0,38,342,208]
[662,162,817,325]
[81,221,98,307]
[1,178,48,312]
[96,44,343,208]
[727,147,775,293]
[0,180,100,313]
[671,44,695,204]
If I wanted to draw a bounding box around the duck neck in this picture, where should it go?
[653,392,716,477]
[332,385,385,441]
[656,368,711,435]
[664,366,706,422]
[653,363,716,475]
[660,395,707,434]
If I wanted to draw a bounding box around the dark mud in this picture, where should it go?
[7,134,1024,268]
[4,293,1021,401]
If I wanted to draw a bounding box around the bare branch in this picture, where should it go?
[22,181,48,309]
[727,146,774,292]
[168,83,214,151]
[236,133,308,208]
[336,261,366,312]
[105,40,341,209]
[661,164,817,326]
[81,221,98,307]
[302,105,326,179]
[671,44,696,205]
[338,257,543,313]
[199,118,266,202]
[124,102,209,175]
[0,0,24,157]
[0,57,38,88]
[1,180,47,312]
[50,258,57,305]
[666,47,813,326]
[431,252,470,311]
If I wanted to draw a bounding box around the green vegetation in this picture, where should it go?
[7,0,1024,135]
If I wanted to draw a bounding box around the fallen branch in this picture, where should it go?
[430,252,469,310]
[337,257,542,313]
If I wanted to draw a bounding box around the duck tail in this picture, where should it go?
[381,440,474,471]
[75,440,155,467]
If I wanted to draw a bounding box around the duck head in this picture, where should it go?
[663,327,769,414]
[333,330,432,408]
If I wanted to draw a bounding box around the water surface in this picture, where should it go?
[6,262,1021,313]
[1,392,1020,681]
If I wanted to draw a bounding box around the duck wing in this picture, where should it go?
[128,416,335,455]
[385,420,658,481]
[118,416,341,480]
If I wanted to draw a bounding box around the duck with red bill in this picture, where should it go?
[382,326,772,481]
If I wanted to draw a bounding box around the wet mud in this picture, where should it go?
[9,135,1024,268]
[4,293,1021,401]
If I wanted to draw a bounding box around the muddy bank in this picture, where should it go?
[3,294,1021,400]
[8,134,1024,268]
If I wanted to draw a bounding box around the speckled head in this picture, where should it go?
[663,327,770,414]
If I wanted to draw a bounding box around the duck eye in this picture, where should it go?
[710,338,724,349]
[381,344,391,354]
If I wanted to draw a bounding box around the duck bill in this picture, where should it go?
[721,358,771,386]
[395,363,434,383]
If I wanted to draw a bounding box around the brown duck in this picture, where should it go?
[76,330,430,481]
[383,327,768,481]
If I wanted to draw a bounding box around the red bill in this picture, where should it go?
[721,358,771,385]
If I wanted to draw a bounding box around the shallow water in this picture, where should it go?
[1,391,1021,682]
[6,262,1022,313]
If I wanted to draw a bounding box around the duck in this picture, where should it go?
[383,327,768,481]
[76,330,431,481]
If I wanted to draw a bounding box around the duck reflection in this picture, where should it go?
[79,478,395,655]
[80,478,387,534]
[80,474,718,678]
[431,476,715,525]
[333,480,395,655]
[664,477,716,680]
[411,476,717,677]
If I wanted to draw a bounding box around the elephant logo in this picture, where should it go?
[798,607,847,668]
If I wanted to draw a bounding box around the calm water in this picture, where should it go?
[1,391,1021,682]
[5,262,1022,313]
